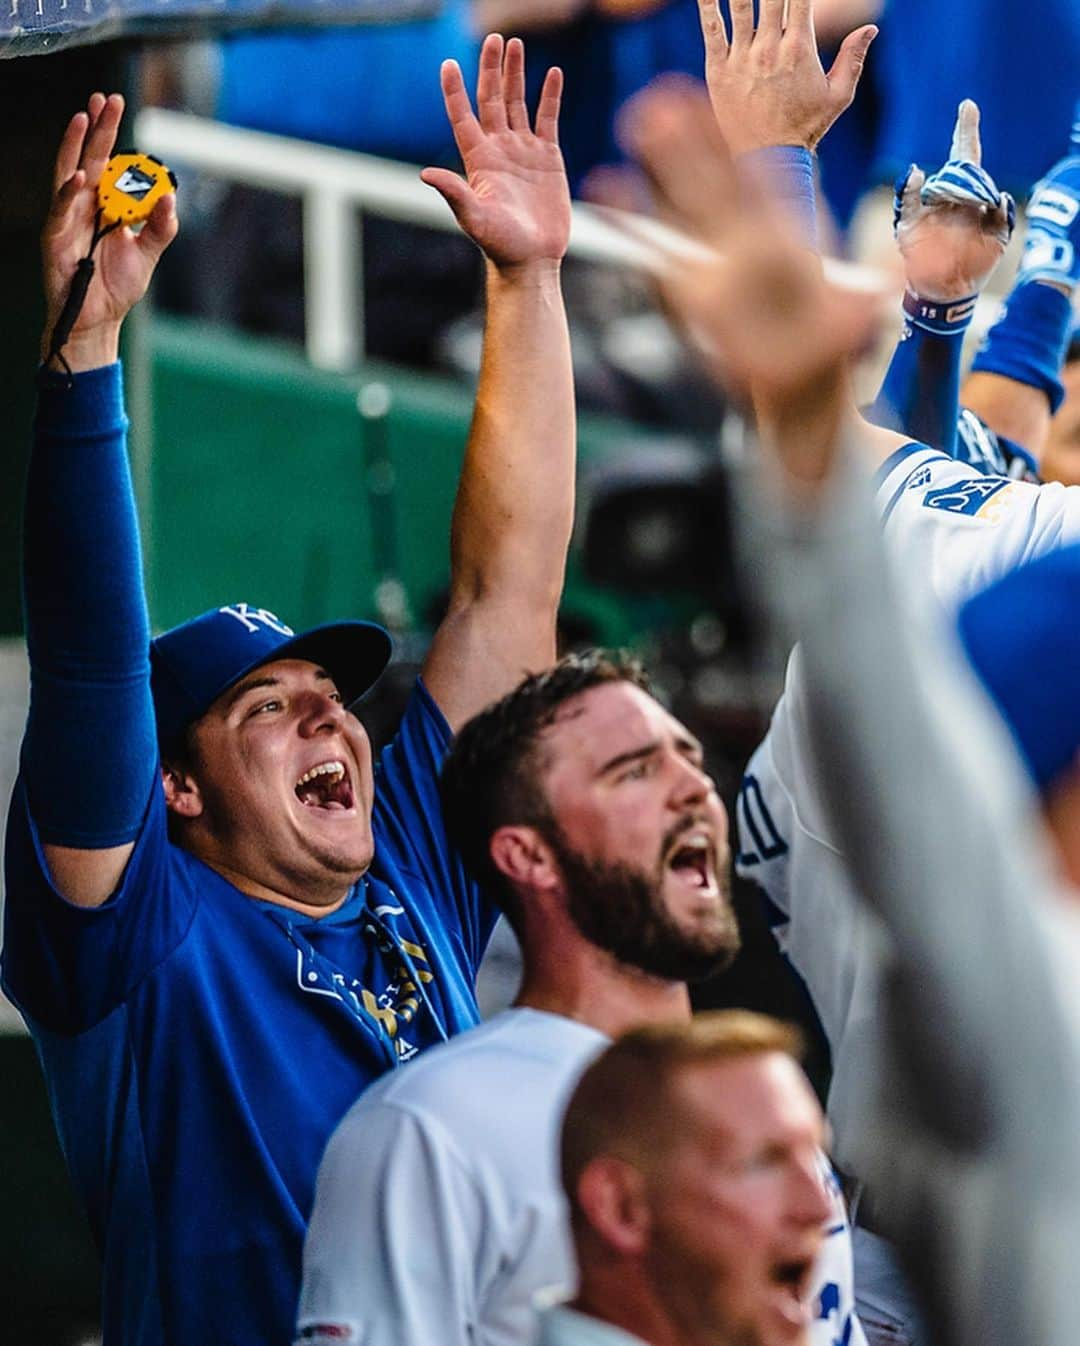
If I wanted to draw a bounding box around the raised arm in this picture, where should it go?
[683,0,911,466]
[623,81,881,486]
[961,108,1080,462]
[419,34,574,731]
[24,94,177,908]
[869,100,1014,457]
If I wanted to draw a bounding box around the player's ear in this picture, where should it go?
[161,761,204,819]
[576,1157,652,1255]
[489,825,559,894]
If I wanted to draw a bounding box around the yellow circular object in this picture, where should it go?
[97,153,177,227]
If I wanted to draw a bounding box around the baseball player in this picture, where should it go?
[1,36,575,1346]
[627,72,1080,1346]
[632,9,1080,1336]
[736,92,1080,1201]
[296,652,865,1346]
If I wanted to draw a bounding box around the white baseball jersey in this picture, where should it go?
[762,463,1080,1346]
[737,441,1080,1172]
[295,1007,866,1346]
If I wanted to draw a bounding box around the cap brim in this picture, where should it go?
[250,621,393,710]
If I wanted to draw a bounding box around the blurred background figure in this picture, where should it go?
[551,1013,833,1346]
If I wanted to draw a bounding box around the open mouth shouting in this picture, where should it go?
[664,825,720,897]
[767,1253,818,1337]
[294,759,356,813]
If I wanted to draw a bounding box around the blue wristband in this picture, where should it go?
[970,280,1072,413]
[740,146,817,251]
[901,288,978,336]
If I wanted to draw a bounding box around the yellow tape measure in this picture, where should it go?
[97,153,177,227]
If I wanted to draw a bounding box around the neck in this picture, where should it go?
[570,1278,689,1346]
[191,846,354,918]
[514,936,691,1039]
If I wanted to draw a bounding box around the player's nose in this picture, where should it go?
[297,689,347,735]
[669,751,715,808]
[791,1152,833,1226]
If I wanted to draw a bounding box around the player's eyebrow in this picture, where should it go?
[223,673,283,711]
[597,742,659,777]
[598,731,705,778]
[224,667,337,711]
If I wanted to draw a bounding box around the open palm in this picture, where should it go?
[625,83,884,403]
[421,35,571,270]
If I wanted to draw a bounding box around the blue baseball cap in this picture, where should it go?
[150,602,392,749]
[956,546,1080,792]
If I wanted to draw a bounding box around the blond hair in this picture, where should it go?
[561,1010,804,1215]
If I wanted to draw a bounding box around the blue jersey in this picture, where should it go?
[871,0,1080,198]
[3,679,496,1346]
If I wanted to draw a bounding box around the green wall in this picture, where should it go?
[146,316,657,646]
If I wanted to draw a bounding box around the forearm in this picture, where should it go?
[963,281,1074,461]
[23,365,156,844]
[423,257,574,725]
[449,257,575,619]
[960,371,1050,457]
[868,296,972,456]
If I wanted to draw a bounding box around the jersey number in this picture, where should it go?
[736,774,788,866]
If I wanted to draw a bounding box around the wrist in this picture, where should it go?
[901,288,977,336]
[41,322,122,373]
[486,255,563,287]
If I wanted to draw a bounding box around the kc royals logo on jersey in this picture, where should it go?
[293,931,433,1061]
[922,477,1015,522]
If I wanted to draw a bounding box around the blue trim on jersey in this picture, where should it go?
[876,447,954,527]
[871,440,934,491]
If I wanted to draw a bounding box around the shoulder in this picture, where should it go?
[336,1012,605,1142]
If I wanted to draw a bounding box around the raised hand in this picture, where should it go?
[1015,99,1080,294]
[41,93,178,371]
[420,34,570,272]
[622,82,885,417]
[894,100,1014,305]
[696,0,877,154]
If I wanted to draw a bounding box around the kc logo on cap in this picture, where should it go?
[218,604,295,638]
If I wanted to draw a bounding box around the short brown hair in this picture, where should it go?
[561,1011,804,1216]
[439,650,650,931]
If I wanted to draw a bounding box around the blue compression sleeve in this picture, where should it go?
[969,280,1073,414]
[867,292,976,456]
[739,146,818,250]
[21,364,157,847]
